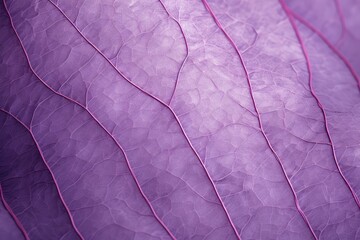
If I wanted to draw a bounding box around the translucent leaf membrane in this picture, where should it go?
[284,0,360,82]
[0,111,81,240]
[201,0,360,239]
[0,187,25,240]
[296,23,360,239]
[0,0,359,239]
[54,0,187,103]
[1,0,239,239]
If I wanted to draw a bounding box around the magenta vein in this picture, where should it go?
[158,0,189,105]
[280,0,360,209]
[2,4,85,240]
[3,2,175,239]
[0,184,30,240]
[47,0,241,237]
[0,108,84,240]
[334,0,347,44]
[289,10,360,90]
[200,0,317,239]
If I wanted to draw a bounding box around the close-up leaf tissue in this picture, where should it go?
[0,0,359,239]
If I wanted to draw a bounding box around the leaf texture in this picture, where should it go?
[0,0,359,239]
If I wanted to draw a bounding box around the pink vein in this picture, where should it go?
[47,0,241,237]
[288,10,360,90]
[158,0,189,105]
[0,184,30,240]
[280,0,360,208]
[334,0,347,44]
[0,108,84,240]
[200,0,318,239]
[3,2,175,239]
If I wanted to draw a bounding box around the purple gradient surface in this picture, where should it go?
[0,0,359,239]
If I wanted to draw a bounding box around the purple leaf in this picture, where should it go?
[1,0,359,239]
